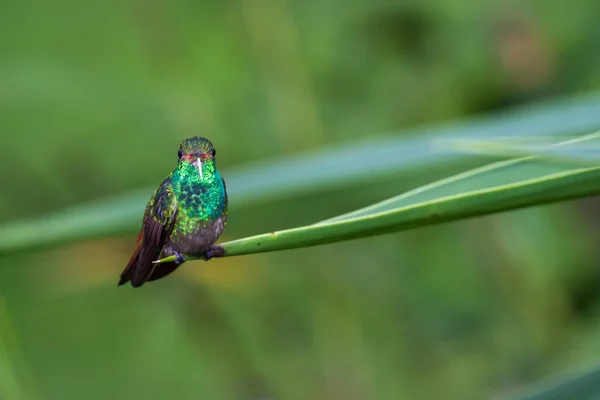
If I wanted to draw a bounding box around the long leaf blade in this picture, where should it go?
[207,132,600,258]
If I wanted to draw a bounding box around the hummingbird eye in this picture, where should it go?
[211,148,216,157]
[178,149,183,159]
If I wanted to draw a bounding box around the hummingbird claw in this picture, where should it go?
[173,251,187,266]
[202,245,225,261]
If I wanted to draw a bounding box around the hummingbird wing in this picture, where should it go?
[221,175,228,210]
[119,176,178,287]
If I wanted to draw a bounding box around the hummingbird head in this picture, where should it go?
[177,136,217,179]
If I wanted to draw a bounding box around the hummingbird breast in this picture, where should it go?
[167,172,228,256]
[167,213,227,256]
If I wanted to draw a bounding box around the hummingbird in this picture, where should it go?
[118,136,228,288]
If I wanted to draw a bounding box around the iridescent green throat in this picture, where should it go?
[172,159,226,223]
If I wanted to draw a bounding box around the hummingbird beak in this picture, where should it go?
[195,158,203,179]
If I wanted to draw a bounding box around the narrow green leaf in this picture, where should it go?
[198,131,600,258]
[320,131,600,223]
[443,137,600,168]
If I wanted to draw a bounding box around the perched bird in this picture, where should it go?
[119,136,228,287]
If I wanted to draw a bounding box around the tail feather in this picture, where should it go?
[119,232,183,287]
[118,232,143,286]
[129,243,165,287]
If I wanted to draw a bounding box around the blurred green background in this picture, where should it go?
[3,0,600,399]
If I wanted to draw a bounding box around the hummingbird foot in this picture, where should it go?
[202,245,225,261]
[173,251,187,266]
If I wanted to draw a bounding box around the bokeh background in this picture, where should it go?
[2,0,600,399]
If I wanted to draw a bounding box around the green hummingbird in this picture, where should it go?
[119,136,228,288]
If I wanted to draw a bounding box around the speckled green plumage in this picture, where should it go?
[147,153,227,237]
[172,155,227,232]
[119,136,228,288]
